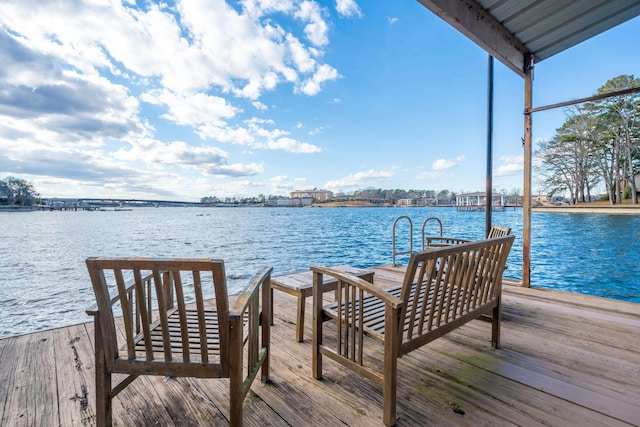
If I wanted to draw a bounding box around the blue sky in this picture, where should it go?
[1,1,638,202]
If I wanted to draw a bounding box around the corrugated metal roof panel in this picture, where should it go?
[417,0,640,75]
[477,0,640,62]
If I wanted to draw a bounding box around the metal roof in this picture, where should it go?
[417,0,640,77]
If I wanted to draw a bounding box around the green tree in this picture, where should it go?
[0,177,37,206]
[538,76,640,205]
[594,75,640,204]
[437,189,450,201]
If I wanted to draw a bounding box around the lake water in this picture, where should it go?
[1,207,639,338]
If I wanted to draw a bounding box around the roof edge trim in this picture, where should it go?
[416,0,531,77]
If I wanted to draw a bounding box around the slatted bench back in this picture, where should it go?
[398,235,514,353]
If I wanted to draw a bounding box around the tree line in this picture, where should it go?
[201,187,523,205]
[537,75,639,205]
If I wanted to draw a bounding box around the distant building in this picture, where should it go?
[396,198,414,207]
[290,189,333,201]
[415,197,438,206]
[274,198,291,207]
[455,192,505,211]
[289,197,313,207]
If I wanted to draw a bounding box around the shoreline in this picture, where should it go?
[533,205,640,215]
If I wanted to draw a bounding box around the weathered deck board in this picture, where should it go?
[0,334,27,426]
[1,264,640,426]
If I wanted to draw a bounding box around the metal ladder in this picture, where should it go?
[392,216,443,266]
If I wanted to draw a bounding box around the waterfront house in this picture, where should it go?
[455,192,505,211]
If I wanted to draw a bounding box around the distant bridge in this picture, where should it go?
[42,198,204,209]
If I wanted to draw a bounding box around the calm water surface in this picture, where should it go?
[1,207,638,337]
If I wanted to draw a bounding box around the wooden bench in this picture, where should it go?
[311,235,515,426]
[270,266,374,342]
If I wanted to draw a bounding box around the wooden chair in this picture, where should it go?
[312,236,515,426]
[86,258,272,427]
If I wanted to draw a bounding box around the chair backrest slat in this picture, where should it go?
[211,263,230,363]
[171,270,191,362]
[132,268,154,360]
[407,264,425,342]
[192,270,210,363]
[152,269,173,361]
[113,268,136,360]
[86,262,118,365]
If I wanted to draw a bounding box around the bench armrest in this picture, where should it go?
[311,266,402,308]
[229,266,273,319]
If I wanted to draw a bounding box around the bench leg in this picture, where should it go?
[383,307,399,426]
[262,277,271,384]
[270,288,274,326]
[296,295,305,342]
[94,323,112,427]
[229,320,244,427]
[312,272,322,379]
[491,298,501,349]
[382,358,398,426]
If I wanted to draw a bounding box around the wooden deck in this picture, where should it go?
[2,264,639,426]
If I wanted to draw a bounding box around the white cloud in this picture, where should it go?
[416,171,445,180]
[295,1,330,47]
[112,138,265,178]
[0,0,338,199]
[206,162,264,177]
[252,101,268,110]
[500,155,524,163]
[495,155,524,176]
[240,0,296,18]
[432,155,465,171]
[388,17,399,25]
[141,90,239,126]
[324,169,394,190]
[197,118,322,153]
[336,0,362,18]
[116,139,226,167]
[286,34,317,73]
[0,0,337,102]
[267,137,322,153]
[297,64,341,95]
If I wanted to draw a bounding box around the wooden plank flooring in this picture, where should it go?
[1,264,639,426]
